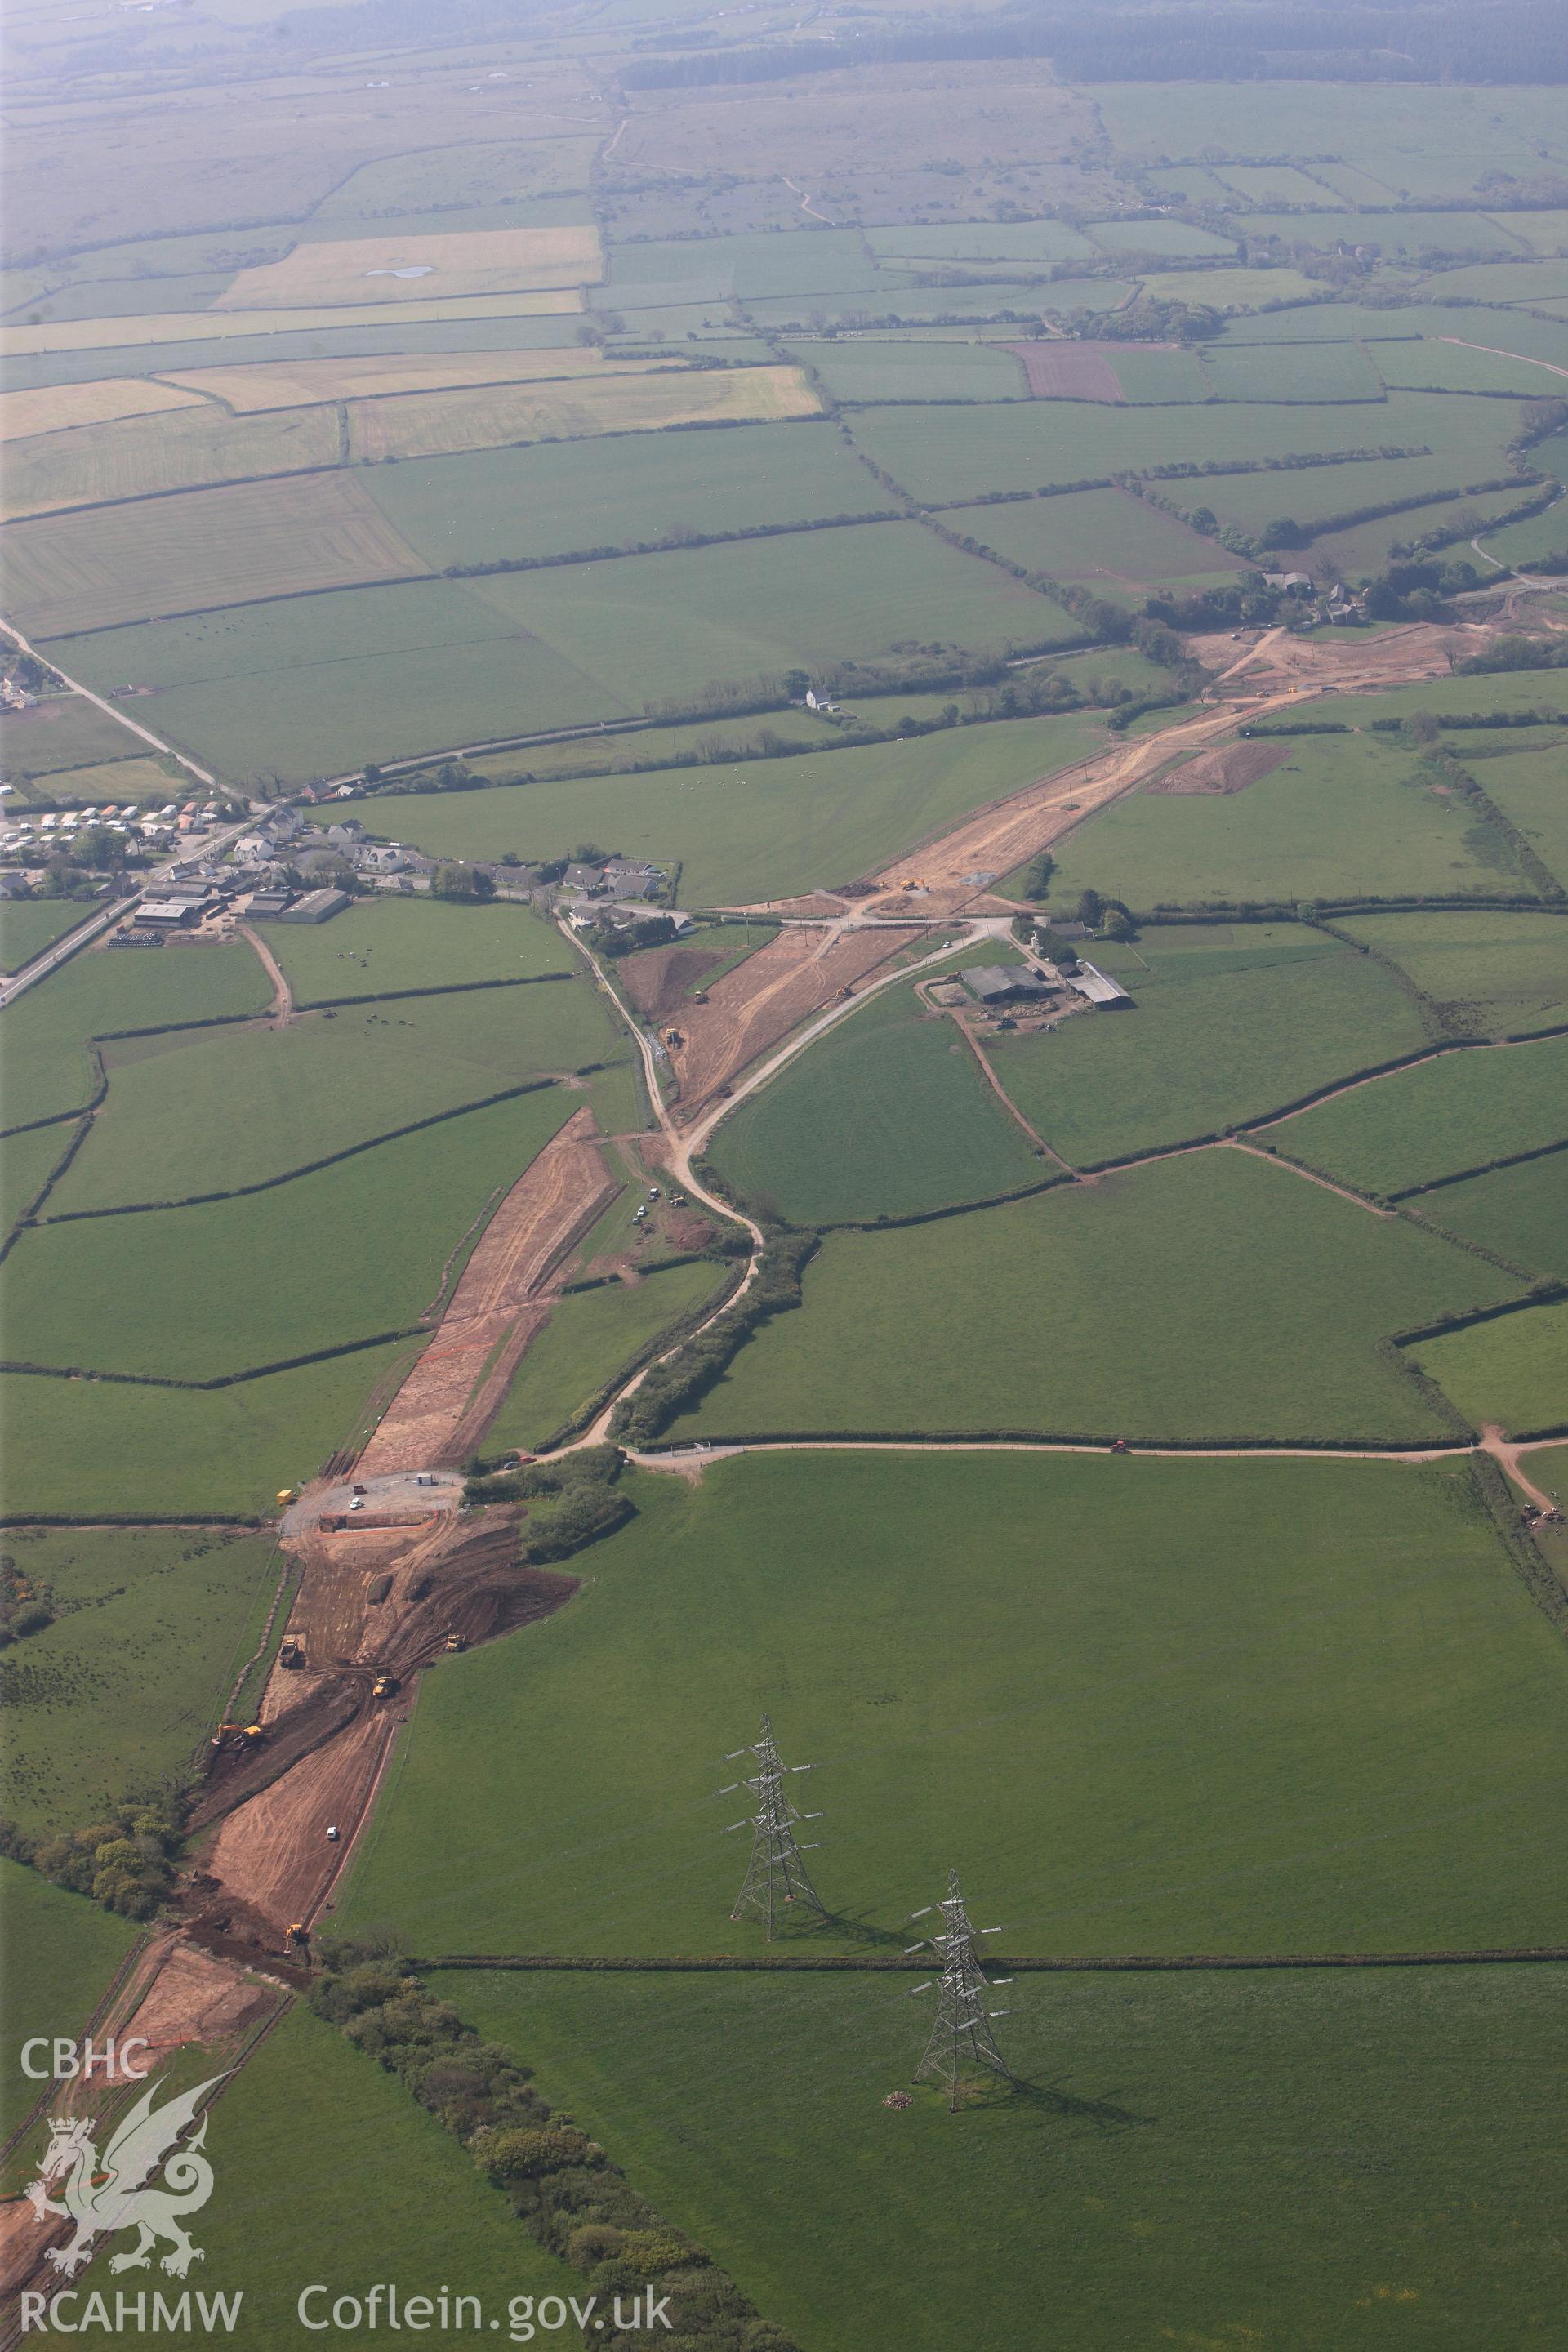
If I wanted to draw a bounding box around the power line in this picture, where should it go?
[721,1713,828,1940]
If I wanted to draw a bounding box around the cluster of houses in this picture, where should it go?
[555,857,687,938]
[1261,572,1366,626]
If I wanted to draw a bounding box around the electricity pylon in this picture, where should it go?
[908,1870,1015,2109]
[719,1714,826,1938]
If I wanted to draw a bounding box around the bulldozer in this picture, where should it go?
[443,1630,466,1655]
[371,1673,398,1701]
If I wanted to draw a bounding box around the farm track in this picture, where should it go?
[238,923,292,1026]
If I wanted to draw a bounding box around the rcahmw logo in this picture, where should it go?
[19,2068,243,2333]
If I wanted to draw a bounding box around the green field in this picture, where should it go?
[846,389,1523,504]
[1414,1151,1568,1280]
[50,985,613,1213]
[1091,82,1568,190]
[0,1338,412,1519]
[1087,218,1237,258]
[143,2004,572,2344]
[1049,731,1530,911]
[258,895,573,1002]
[461,523,1084,708]
[363,420,888,567]
[486,1258,726,1453]
[780,337,1028,405]
[1375,339,1568,395]
[375,711,1106,908]
[0,1862,138,2138]
[1186,452,1502,537]
[46,580,618,782]
[983,926,1428,1166]
[343,1448,1567,1957]
[1,1120,73,1238]
[865,222,1095,264]
[604,228,891,307]
[947,485,1241,581]
[46,530,1081,782]
[1411,1300,1568,1437]
[1472,742,1568,893]
[0,899,96,973]
[1335,909,1568,1037]
[1,941,270,1134]
[675,1147,1515,1445]
[1309,484,1535,578]
[708,981,1045,1223]
[0,1526,281,1834]
[447,1963,1568,2352]
[0,697,150,777]
[1266,1033,1568,1196]
[5,1089,576,1378]
[1200,341,1385,403]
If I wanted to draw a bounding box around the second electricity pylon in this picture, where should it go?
[720,1714,827,1939]
[909,1870,1016,2110]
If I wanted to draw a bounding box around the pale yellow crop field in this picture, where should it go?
[3,403,339,520]
[2,472,430,634]
[216,225,604,310]
[347,364,822,461]
[0,289,582,355]
[161,346,657,412]
[0,378,209,441]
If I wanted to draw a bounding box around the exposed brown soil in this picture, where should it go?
[666,924,923,1120]
[356,1107,615,1475]
[1196,617,1497,695]
[192,1509,577,1940]
[1004,340,1128,401]
[618,942,723,1017]
[1151,739,1291,795]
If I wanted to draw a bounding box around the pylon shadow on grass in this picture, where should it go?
[1014,2073,1154,2135]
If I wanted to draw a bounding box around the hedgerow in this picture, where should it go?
[310,1941,803,2352]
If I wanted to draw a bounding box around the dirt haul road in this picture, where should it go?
[665,923,924,1122]
[356,1105,616,1475]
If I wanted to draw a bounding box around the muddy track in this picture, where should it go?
[357,1107,615,1474]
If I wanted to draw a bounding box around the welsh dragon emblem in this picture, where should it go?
[26,2074,221,2278]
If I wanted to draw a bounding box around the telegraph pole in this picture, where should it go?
[720,1714,827,1938]
[909,1870,1015,2109]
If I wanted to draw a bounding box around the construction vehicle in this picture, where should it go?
[280,1637,305,1670]
[692,990,709,1004]
[666,1028,684,1049]
[276,1488,296,1506]
[371,1673,398,1700]
[444,1630,466,1654]
[243,1722,265,1743]
[284,1922,310,1953]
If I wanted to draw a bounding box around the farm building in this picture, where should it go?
[135,899,201,929]
[961,965,1053,1007]
[1071,960,1134,1009]
[274,887,350,924]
